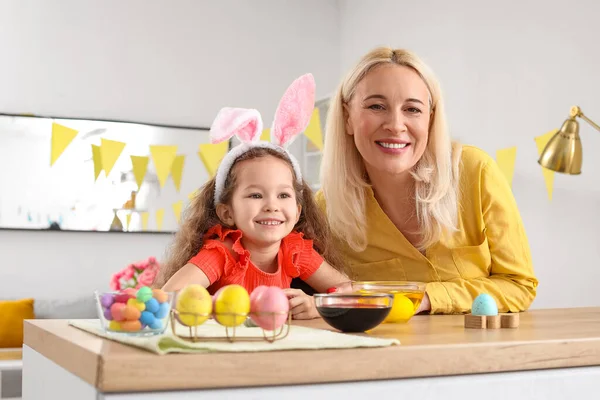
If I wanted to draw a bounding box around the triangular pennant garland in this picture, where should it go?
[141,212,149,231]
[100,138,126,177]
[91,144,103,181]
[534,129,558,201]
[155,209,165,231]
[172,200,183,225]
[198,141,228,177]
[170,155,185,192]
[150,145,178,188]
[130,156,149,189]
[50,123,79,166]
[303,108,324,150]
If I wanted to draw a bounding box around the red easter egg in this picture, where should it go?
[115,293,134,304]
[122,305,141,321]
[110,303,126,321]
[121,320,142,332]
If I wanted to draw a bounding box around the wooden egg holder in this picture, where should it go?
[464,313,519,329]
[169,310,292,343]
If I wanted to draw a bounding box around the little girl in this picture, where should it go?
[154,74,349,319]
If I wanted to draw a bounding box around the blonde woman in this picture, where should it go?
[316,47,538,314]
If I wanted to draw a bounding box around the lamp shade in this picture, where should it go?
[538,117,583,174]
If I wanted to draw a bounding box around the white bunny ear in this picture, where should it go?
[270,73,316,147]
[209,107,263,144]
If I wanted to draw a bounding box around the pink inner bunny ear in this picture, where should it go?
[210,107,263,144]
[270,73,316,147]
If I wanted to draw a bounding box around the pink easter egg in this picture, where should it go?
[110,303,126,321]
[123,288,137,296]
[250,286,289,331]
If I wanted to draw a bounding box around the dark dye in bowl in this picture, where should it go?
[316,304,391,332]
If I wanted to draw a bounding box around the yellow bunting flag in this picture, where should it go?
[535,129,558,201]
[100,138,126,177]
[172,200,183,224]
[170,155,185,192]
[188,190,198,201]
[50,123,79,166]
[198,141,228,177]
[150,145,178,188]
[91,144,103,181]
[303,108,324,150]
[156,209,165,231]
[260,128,270,141]
[496,146,517,188]
[130,156,149,189]
[141,212,149,231]
[125,213,132,231]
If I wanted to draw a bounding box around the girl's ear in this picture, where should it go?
[296,203,302,224]
[270,73,316,148]
[216,203,235,226]
[343,103,354,136]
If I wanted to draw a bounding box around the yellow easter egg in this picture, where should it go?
[108,320,122,331]
[384,294,415,323]
[127,298,145,312]
[214,285,250,327]
[175,284,212,327]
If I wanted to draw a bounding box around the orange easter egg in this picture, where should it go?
[152,289,169,303]
[121,320,142,332]
[122,305,141,321]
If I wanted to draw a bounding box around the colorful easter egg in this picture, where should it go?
[384,294,415,323]
[122,305,141,321]
[136,286,153,303]
[108,321,122,331]
[175,285,212,326]
[472,294,498,316]
[100,293,115,308]
[103,307,113,321]
[127,298,146,312]
[114,293,134,304]
[155,301,171,319]
[123,288,137,296]
[139,311,156,326]
[152,289,169,303]
[214,284,250,327]
[145,298,159,313]
[149,320,163,330]
[121,320,142,332]
[249,286,289,330]
[110,303,126,321]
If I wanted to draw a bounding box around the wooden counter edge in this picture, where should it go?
[98,337,600,392]
[23,320,100,387]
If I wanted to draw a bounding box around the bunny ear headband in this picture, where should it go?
[209,73,316,204]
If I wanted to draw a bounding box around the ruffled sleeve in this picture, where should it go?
[281,232,324,280]
[196,224,251,278]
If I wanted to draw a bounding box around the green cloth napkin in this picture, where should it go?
[68,319,399,355]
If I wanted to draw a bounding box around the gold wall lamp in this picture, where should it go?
[538,106,600,174]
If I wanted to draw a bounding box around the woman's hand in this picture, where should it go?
[415,292,431,314]
[283,288,319,320]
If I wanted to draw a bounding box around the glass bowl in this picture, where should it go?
[314,293,394,332]
[351,281,426,323]
[94,289,174,336]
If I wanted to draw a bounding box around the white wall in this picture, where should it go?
[339,0,600,309]
[0,0,340,301]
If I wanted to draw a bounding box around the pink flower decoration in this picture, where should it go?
[110,256,160,291]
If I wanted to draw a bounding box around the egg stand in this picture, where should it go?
[464,313,520,329]
[169,310,292,343]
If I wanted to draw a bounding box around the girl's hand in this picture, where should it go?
[415,292,431,314]
[283,288,319,320]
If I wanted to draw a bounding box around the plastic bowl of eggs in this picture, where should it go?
[172,284,290,333]
[351,281,426,323]
[314,293,394,332]
[94,286,174,336]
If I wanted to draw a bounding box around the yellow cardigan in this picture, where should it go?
[316,145,538,314]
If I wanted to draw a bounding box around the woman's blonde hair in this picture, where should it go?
[320,46,462,252]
